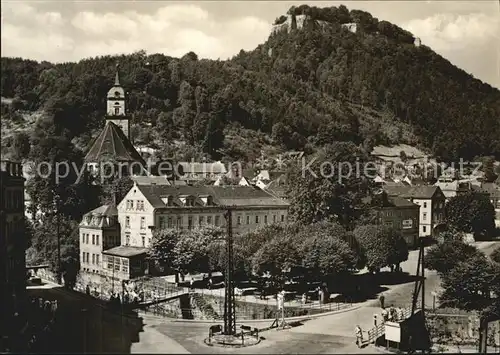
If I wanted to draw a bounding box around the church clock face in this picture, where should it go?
[114,91,121,97]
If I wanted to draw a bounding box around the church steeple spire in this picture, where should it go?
[106,62,129,139]
[114,63,121,86]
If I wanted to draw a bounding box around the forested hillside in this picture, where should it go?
[2,4,500,164]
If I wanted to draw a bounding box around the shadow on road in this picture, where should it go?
[28,286,145,353]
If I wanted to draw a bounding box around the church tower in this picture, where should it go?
[106,64,130,139]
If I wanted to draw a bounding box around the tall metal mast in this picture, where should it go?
[223,207,236,335]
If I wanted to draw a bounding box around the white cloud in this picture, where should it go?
[403,13,500,51]
[1,2,271,62]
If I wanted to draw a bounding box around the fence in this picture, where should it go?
[367,305,414,344]
[141,289,353,321]
[74,274,187,305]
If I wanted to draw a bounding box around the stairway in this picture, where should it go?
[191,293,222,320]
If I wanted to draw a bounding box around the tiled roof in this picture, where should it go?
[135,184,289,209]
[387,196,418,208]
[131,176,171,186]
[103,246,148,258]
[84,121,145,164]
[86,204,118,217]
[384,185,440,199]
[80,204,118,228]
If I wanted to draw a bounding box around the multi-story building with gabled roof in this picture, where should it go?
[117,182,290,248]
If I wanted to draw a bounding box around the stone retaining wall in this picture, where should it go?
[427,308,500,347]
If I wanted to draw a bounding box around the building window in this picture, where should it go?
[92,254,95,264]
[114,107,119,115]
[122,259,129,273]
[423,226,427,233]
[130,200,134,209]
[281,215,285,222]
[159,216,165,229]
[188,217,193,230]
[114,257,120,271]
[140,217,145,229]
[96,235,99,245]
[81,234,85,244]
[107,256,113,269]
[96,254,100,265]
[82,252,85,263]
[423,202,427,208]
[142,235,145,247]
[255,216,260,224]
[177,216,182,229]
[264,215,268,224]
[168,217,173,228]
[86,234,89,244]
[86,253,90,263]
[125,234,130,246]
[199,216,205,226]
[215,216,220,226]
[423,213,427,221]
[273,215,276,223]
[125,216,130,228]
[246,216,250,224]
[237,216,241,225]
[207,216,212,225]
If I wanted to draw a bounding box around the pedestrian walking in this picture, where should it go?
[374,314,378,327]
[190,277,194,291]
[208,277,213,290]
[302,293,307,305]
[355,325,363,348]
[379,293,385,309]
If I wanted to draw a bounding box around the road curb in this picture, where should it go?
[159,304,362,325]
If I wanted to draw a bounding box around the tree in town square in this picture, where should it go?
[229,224,283,278]
[251,230,302,291]
[149,228,183,276]
[300,229,357,281]
[444,191,496,237]
[425,233,484,275]
[149,225,225,281]
[353,224,408,273]
[286,141,376,228]
[439,252,496,311]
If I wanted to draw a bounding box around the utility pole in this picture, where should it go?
[223,207,236,336]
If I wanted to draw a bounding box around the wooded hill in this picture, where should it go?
[2,4,499,164]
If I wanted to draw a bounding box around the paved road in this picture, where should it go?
[32,240,499,354]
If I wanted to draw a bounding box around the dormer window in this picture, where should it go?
[114,91,120,97]
[114,107,119,115]
[206,196,213,206]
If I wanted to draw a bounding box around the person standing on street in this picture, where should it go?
[379,293,385,309]
[190,277,194,291]
[355,325,363,348]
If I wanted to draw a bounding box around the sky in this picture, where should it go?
[1,1,499,88]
